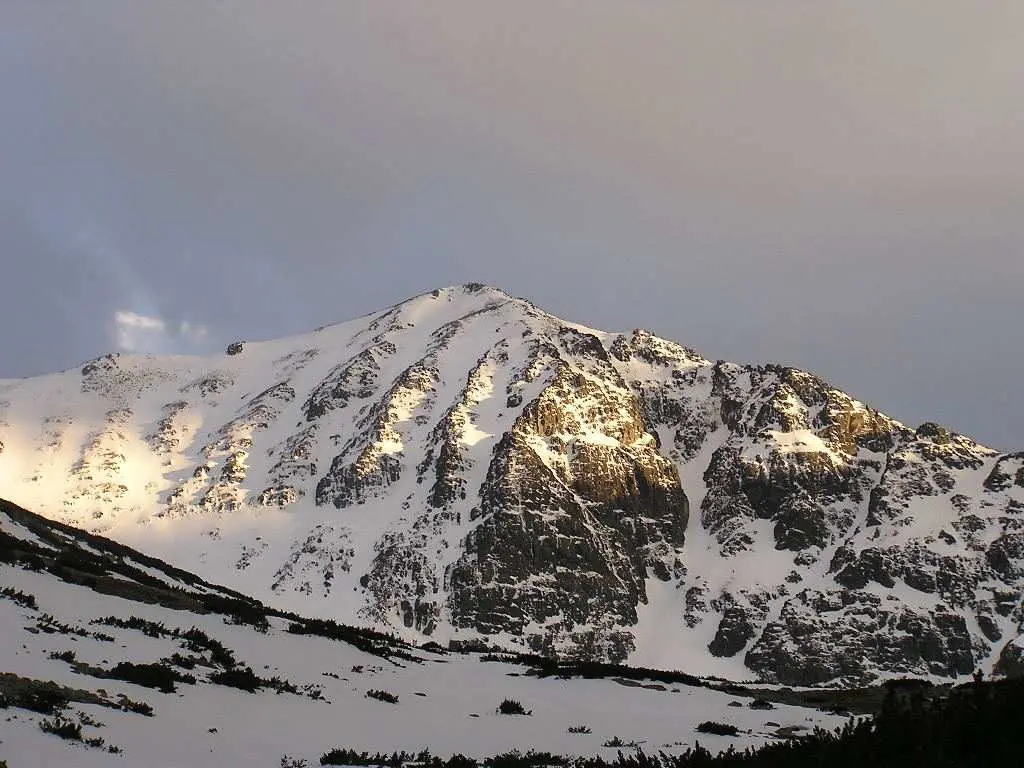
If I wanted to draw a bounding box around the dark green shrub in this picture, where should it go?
[182,627,237,669]
[117,694,154,716]
[95,615,168,638]
[366,688,399,704]
[39,717,82,741]
[480,653,521,663]
[0,586,38,610]
[165,652,204,670]
[209,666,263,692]
[17,688,69,715]
[320,747,417,766]
[267,676,300,695]
[696,720,738,736]
[35,614,90,638]
[511,655,704,689]
[108,661,193,693]
[285,617,412,662]
[497,698,531,715]
[77,710,104,727]
[484,751,568,768]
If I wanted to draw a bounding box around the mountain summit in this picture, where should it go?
[1,283,1022,684]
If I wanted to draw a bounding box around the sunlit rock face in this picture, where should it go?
[447,341,688,662]
[0,283,1022,684]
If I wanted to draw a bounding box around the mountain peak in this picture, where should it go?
[400,283,521,310]
[0,290,1020,685]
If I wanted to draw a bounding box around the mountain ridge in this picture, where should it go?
[1,283,1021,684]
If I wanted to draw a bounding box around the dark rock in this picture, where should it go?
[832,547,895,589]
[304,344,393,422]
[903,567,936,594]
[773,497,828,551]
[992,588,1020,617]
[708,595,758,657]
[916,422,951,445]
[987,534,1024,580]
[995,638,1024,678]
[976,604,1002,642]
[746,589,976,684]
[984,454,1024,493]
[80,354,119,377]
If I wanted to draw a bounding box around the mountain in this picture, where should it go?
[0,496,846,765]
[1,283,1022,685]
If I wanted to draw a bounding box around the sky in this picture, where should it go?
[1,2,1021,450]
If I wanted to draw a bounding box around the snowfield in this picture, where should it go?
[0,502,846,767]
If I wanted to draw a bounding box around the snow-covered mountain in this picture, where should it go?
[1,283,1022,685]
[0,495,846,766]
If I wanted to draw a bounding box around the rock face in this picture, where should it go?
[447,342,688,661]
[0,283,1022,683]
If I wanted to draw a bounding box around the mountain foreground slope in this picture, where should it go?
[0,495,846,766]
[1,284,1022,684]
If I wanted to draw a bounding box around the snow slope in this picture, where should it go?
[0,284,1022,684]
[0,497,845,767]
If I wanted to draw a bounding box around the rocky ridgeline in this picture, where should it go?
[0,284,1021,684]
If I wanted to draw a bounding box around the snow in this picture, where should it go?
[0,553,848,767]
[767,429,844,463]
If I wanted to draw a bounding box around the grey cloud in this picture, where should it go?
[0,1,1021,448]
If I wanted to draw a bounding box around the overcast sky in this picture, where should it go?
[1,2,1021,449]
